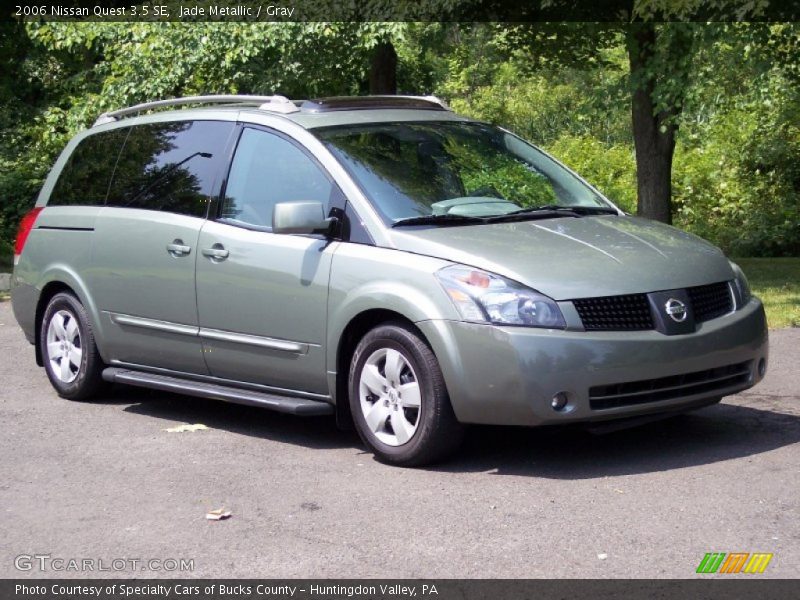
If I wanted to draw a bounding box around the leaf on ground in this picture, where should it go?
[163,423,208,433]
[206,508,232,521]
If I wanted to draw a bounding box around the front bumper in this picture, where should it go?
[417,298,768,426]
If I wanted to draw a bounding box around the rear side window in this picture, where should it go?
[48,129,127,206]
[107,120,233,217]
[220,127,334,229]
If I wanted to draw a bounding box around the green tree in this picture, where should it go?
[497,2,799,224]
[0,21,414,248]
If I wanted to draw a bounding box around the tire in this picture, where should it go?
[40,292,106,401]
[348,322,464,466]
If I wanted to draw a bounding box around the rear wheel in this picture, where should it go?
[40,292,105,400]
[348,322,464,466]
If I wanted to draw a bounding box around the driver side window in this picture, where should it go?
[221,127,333,229]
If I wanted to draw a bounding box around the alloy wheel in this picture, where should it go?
[46,309,82,383]
[358,347,422,446]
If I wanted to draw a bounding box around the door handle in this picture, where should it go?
[202,244,229,261]
[166,240,191,256]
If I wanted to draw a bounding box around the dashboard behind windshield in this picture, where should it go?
[313,120,613,224]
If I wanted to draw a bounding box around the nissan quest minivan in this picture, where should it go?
[11,95,768,466]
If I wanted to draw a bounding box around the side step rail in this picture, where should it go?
[102,368,333,416]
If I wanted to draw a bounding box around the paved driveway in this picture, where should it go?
[1,301,797,578]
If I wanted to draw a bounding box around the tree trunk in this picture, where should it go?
[626,24,676,224]
[369,41,397,95]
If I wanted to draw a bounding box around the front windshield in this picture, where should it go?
[314,120,613,224]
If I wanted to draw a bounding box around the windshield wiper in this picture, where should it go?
[486,204,618,223]
[392,214,487,228]
[392,205,618,227]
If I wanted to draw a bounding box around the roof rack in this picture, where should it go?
[93,94,299,126]
[300,95,450,113]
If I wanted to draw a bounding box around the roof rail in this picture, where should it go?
[300,95,451,113]
[93,94,299,126]
[417,95,450,110]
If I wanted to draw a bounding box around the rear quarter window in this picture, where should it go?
[48,128,128,206]
[107,120,234,218]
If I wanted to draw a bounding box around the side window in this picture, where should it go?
[221,128,333,229]
[107,120,233,217]
[49,129,128,206]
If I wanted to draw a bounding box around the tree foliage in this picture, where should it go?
[445,22,800,255]
[1,19,798,256]
[0,21,407,245]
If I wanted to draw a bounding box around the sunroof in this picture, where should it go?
[301,96,448,112]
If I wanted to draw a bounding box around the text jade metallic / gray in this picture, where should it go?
[10,95,768,465]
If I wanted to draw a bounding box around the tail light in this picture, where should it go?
[14,207,44,262]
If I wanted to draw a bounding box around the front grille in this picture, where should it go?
[573,281,734,331]
[589,361,752,410]
[573,294,654,331]
[688,281,733,322]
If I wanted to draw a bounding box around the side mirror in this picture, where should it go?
[272,201,335,235]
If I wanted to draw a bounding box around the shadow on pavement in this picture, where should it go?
[437,402,800,478]
[110,385,359,451]
[105,385,800,476]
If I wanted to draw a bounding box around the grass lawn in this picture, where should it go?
[737,258,800,329]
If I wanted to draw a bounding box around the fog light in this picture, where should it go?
[758,358,766,377]
[551,392,568,411]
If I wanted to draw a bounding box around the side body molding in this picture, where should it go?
[108,313,310,354]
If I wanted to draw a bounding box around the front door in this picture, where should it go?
[195,126,339,394]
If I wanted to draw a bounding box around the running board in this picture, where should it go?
[102,368,334,416]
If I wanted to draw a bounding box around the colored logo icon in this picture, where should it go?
[696,552,773,574]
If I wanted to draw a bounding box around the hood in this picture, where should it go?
[388,215,733,300]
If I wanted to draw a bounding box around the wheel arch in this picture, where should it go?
[332,308,431,430]
[35,282,80,366]
[34,269,104,366]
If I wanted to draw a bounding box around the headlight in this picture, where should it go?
[730,262,751,306]
[435,265,566,328]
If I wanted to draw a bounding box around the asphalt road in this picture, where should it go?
[1,300,798,579]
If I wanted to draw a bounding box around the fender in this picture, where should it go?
[326,278,458,388]
[36,264,109,362]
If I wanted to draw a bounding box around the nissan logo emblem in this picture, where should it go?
[665,298,688,323]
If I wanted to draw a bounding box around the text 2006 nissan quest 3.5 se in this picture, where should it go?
[11,95,768,466]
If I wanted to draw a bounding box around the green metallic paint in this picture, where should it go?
[195,220,334,394]
[11,206,106,355]
[12,101,769,429]
[417,299,767,426]
[388,215,733,300]
[91,207,209,374]
[325,243,458,377]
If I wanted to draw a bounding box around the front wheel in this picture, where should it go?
[40,292,106,400]
[348,322,464,466]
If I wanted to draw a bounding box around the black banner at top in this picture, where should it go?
[5,0,800,23]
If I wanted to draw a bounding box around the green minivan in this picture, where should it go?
[11,95,768,465]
